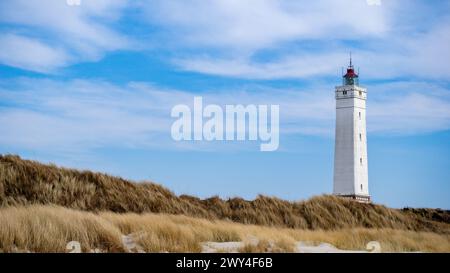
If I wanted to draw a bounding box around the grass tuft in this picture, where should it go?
[0,205,449,253]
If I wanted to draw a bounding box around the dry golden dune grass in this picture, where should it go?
[1,154,450,253]
[1,205,449,253]
[1,154,449,234]
[0,205,125,252]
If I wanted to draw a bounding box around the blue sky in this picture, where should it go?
[0,0,449,209]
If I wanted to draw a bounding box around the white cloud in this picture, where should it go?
[0,0,131,72]
[370,93,450,134]
[368,81,450,134]
[0,78,449,155]
[173,21,450,80]
[174,52,345,80]
[1,0,448,82]
[140,0,450,81]
[0,78,174,153]
[0,34,70,73]
[144,0,388,50]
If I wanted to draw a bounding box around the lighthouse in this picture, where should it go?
[333,55,370,203]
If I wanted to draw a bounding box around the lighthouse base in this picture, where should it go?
[335,194,371,204]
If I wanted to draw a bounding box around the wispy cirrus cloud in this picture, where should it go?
[0,0,132,72]
[173,52,345,80]
[173,21,450,80]
[0,0,449,82]
[141,0,450,81]
[368,81,450,135]
[0,1,449,149]
[0,34,69,73]
[0,78,449,156]
[143,0,389,50]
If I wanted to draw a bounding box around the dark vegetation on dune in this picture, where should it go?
[1,154,449,234]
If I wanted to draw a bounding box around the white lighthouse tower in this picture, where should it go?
[333,55,370,203]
